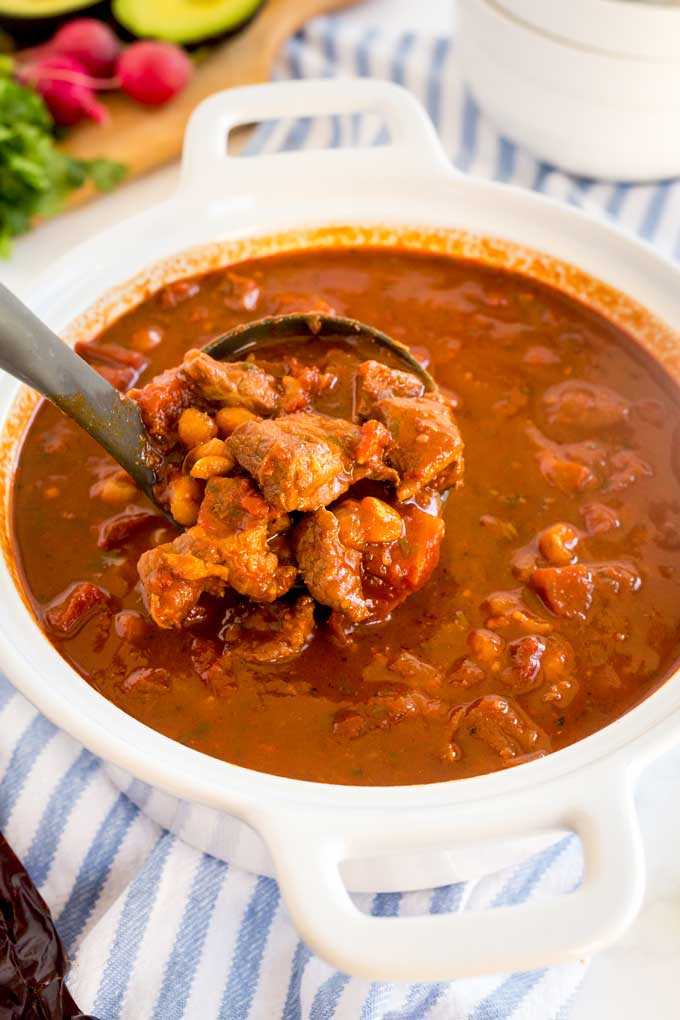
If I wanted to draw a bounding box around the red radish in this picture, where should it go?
[18,55,108,126]
[117,41,192,106]
[51,19,122,78]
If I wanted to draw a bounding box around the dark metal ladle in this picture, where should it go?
[0,284,435,512]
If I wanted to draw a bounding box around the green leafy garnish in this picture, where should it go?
[0,73,126,256]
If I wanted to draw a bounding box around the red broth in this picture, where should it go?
[11,248,680,784]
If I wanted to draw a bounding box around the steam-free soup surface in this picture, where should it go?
[11,248,680,784]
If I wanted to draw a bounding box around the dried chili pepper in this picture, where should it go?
[0,832,98,1019]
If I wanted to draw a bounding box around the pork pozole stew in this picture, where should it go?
[11,249,680,784]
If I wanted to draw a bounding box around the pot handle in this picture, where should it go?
[180,79,454,192]
[255,772,644,981]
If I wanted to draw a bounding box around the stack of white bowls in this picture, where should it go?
[458,0,680,180]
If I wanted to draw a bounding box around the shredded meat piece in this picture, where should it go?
[120,667,171,694]
[229,411,395,512]
[355,360,425,419]
[129,365,199,447]
[97,507,161,550]
[468,628,505,667]
[581,502,620,535]
[504,635,546,692]
[452,695,549,764]
[373,395,464,499]
[220,595,316,663]
[219,270,260,312]
[332,688,445,739]
[294,506,369,621]
[362,650,443,696]
[76,339,147,372]
[528,424,652,496]
[540,635,579,706]
[183,349,281,415]
[45,582,112,636]
[484,588,553,634]
[541,380,629,438]
[604,450,653,493]
[138,477,297,628]
[449,658,486,687]
[593,561,642,595]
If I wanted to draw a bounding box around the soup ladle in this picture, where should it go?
[0,283,435,513]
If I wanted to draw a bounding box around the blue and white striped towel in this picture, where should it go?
[6,10,680,1019]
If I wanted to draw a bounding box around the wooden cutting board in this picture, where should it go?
[61,0,359,206]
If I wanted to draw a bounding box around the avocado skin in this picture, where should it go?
[112,0,264,46]
[0,1,109,45]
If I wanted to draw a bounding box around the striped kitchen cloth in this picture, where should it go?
[5,9,679,1019]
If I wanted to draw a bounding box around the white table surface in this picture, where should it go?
[1,2,677,1017]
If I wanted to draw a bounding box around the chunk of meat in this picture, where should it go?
[332,688,444,739]
[484,588,553,634]
[528,425,651,497]
[120,667,171,695]
[468,628,505,667]
[97,507,162,550]
[448,657,486,687]
[453,695,549,763]
[220,595,316,664]
[76,338,148,378]
[274,357,337,414]
[219,270,260,312]
[362,650,443,697]
[229,412,395,512]
[45,582,111,636]
[604,450,653,493]
[540,635,579,707]
[581,502,620,535]
[182,350,281,416]
[355,360,424,419]
[138,477,297,628]
[527,425,605,494]
[160,279,200,307]
[530,560,641,620]
[504,635,546,692]
[295,499,445,624]
[137,531,226,630]
[294,506,369,622]
[530,565,594,619]
[593,560,642,595]
[542,380,629,438]
[129,365,199,446]
[373,395,464,499]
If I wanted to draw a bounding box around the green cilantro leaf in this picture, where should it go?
[0,73,127,256]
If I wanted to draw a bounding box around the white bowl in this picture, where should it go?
[2,79,680,981]
[458,0,680,180]
[497,0,680,60]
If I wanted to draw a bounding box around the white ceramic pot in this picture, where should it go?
[458,0,680,181]
[2,79,680,982]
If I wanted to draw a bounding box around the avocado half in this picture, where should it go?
[0,0,107,44]
[112,0,263,45]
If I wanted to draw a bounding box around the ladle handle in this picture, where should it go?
[0,282,156,494]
